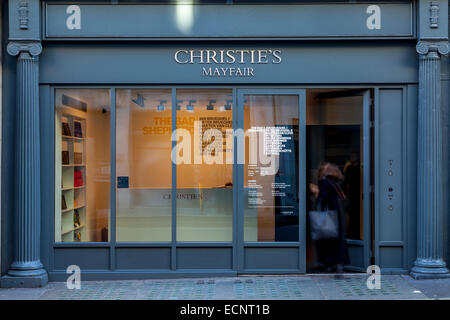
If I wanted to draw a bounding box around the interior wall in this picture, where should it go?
[306,95,363,126]
[87,106,110,241]
[116,91,234,190]
[176,108,233,189]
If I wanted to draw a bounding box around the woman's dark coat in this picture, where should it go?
[315,175,351,267]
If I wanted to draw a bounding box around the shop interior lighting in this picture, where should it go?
[132,94,145,108]
[224,100,232,111]
[157,100,167,111]
[207,100,216,110]
[187,100,196,111]
[219,100,233,112]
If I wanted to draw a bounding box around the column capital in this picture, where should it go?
[7,41,42,57]
[416,40,450,55]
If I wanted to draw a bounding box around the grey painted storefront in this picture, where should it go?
[1,1,450,287]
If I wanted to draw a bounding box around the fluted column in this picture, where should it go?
[1,41,47,287]
[411,41,450,279]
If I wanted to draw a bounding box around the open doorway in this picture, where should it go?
[306,89,372,273]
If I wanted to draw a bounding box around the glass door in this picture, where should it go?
[237,89,306,273]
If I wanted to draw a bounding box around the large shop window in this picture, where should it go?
[115,89,234,242]
[175,89,233,242]
[55,89,111,242]
[116,89,173,241]
[54,88,303,243]
[243,95,300,242]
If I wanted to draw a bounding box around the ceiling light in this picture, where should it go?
[132,94,145,108]
[224,99,232,111]
[176,100,183,110]
[187,100,196,111]
[157,100,167,111]
[207,99,216,110]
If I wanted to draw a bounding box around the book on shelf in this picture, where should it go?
[74,231,81,241]
[62,151,70,165]
[74,209,81,228]
[74,170,83,187]
[62,122,72,136]
[74,152,83,164]
[74,121,83,138]
[62,195,67,210]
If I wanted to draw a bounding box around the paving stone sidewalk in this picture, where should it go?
[0,274,449,300]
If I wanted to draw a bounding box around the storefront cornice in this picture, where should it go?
[42,2,416,40]
[40,36,419,42]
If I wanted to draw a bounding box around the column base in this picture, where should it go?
[1,273,48,288]
[410,262,450,279]
[1,261,48,287]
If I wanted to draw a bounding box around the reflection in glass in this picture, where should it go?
[55,89,111,242]
[116,89,172,241]
[244,95,299,242]
[175,89,233,241]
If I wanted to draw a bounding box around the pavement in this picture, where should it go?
[0,274,449,300]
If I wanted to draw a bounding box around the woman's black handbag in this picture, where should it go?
[308,199,339,241]
[327,178,349,239]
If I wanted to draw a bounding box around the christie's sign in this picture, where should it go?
[174,49,282,77]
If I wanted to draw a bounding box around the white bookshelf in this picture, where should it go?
[55,106,88,242]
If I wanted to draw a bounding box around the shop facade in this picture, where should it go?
[1,0,450,287]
